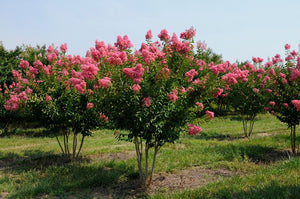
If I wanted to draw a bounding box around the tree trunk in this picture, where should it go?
[242,114,256,137]
[291,125,296,154]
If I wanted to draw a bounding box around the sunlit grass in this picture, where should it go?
[0,113,299,198]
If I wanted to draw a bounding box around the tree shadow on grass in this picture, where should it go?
[0,150,86,171]
[1,150,147,198]
[189,131,245,141]
[213,144,292,164]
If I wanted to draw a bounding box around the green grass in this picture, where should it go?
[0,114,299,198]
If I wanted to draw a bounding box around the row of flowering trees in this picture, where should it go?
[1,27,300,185]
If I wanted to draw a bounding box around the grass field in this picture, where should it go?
[0,113,299,198]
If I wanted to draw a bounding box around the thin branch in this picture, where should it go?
[55,135,65,154]
[76,135,85,158]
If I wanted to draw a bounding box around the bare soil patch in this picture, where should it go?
[80,166,237,198]
[148,167,236,193]
[0,192,9,199]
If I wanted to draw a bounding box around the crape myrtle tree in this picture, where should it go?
[5,44,108,159]
[268,44,300,154]
[221,59,272,137]
[0,44,50,131]
[91,27,217,186]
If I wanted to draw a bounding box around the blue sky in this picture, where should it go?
[1,0,300,62]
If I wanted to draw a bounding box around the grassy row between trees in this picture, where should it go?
[0,114,299,198]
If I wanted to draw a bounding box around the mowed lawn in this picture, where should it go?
[0,113,299,198]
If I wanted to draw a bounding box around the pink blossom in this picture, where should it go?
[266,89,272,93]
[46,95,52,101]
[18,91,28,101]
[213,88,223,98]
[187,124,202,135]
[257,74,262,79]
[142,97,151,107]
[253,88,260,93]
[291,50,297,57]
[26,87,33,94]
[185,69,198,82]
[264,107,270,112]
[4,94,20,111]
[141,49,155,65]
[47,53,57,62]
[269,101,276,107]
[252,57,258,63]
[132,84,141,93]
[19,59,29,69]
[12,70,22,80]
[47,45,54,53]
[145,30,153,40]
[70,77,86,94]
[29,66,39,74]
[282,78,287,84]
[158,29,170,41]
[33,60,43,69]
[284,43,291,50]
[99,112,109,121]
[42,65,52,76]
[222,93,228,97]
[285,54,294,61]
[289,69,300,81]
[206,110,214,120]
[123,63,144,83]
[197,40,207,51]
[292,100,300,111]
[283,103,289,108]
[60,43,68,52]
[265,61,273,67]
[196,102,204,110]
[86,102,94,109]
[269,68,276,76]
[168,89,178,102]
[279,73,286,78]
[81,64,99,80]
[115,35,133,50]
[180,27,196,40]
[98,77,111,88]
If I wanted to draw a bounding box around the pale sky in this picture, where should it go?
[1,0,300,63]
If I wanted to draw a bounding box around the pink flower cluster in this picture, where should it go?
[185,69,198,82]
[4,91,28,111]
[170,33,191,54]
[292,100,300,111]
[19,59,29,69]
[180,27,196,40]
[168,89,179,102]
[99,112,109,121]
[142,97,151,107]
[70,77,86,94]
[145,30,153,40]
[196,102,204,110]
[213,88,223,98]
[86,102,94,109]
[188,124,202,135]
[115,35,133,51]
[81,64,99,80]
[96,77,112,89]
[158,29,170,41]
[206,110,214,120]
[123,63,145,83]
